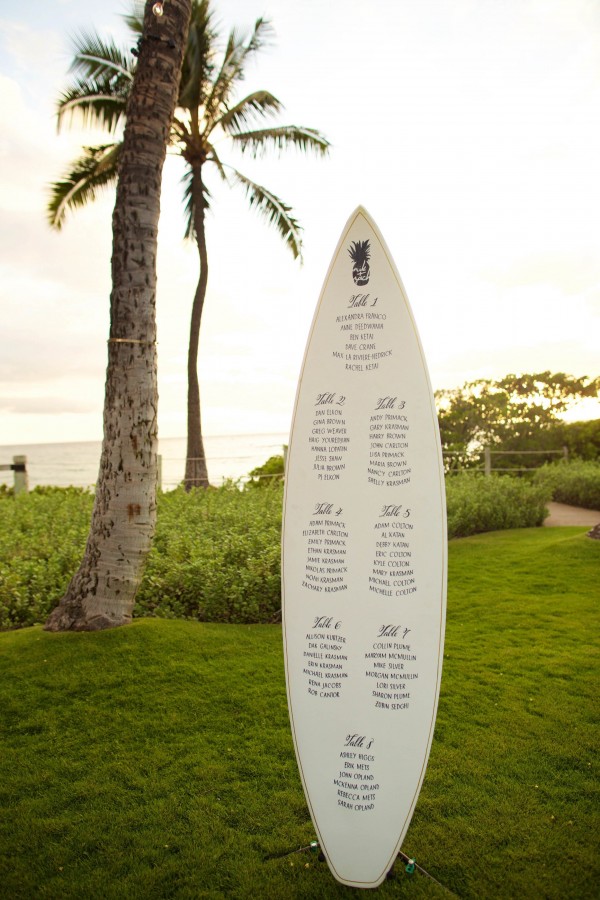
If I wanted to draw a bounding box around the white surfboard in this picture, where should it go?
[281,207,447,888]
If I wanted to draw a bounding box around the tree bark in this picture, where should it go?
[46,0,192,631]
[184,162,210,490]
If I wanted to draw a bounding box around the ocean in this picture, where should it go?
[0,433,289,491]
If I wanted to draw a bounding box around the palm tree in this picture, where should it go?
[46,0,192,631]
[49,0,330,490]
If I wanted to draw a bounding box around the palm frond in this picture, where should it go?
[68,30,135,83]
[240,16,275,59]
[203,18,274,136]
[56,75,130,133]
[170,113,192,149]
[217,91,282,134]
[181,168,196,240]
[232,125,331,158]
[178,0,217,113]
[181,166,212,241]
[47,143,121,229]
[206,143,228,182]
[122,9,144,36]
[228,168,303,260]
[217,15,273,85]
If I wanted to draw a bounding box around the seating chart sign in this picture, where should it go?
[282,207,447,888]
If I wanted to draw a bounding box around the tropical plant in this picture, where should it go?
[45,0,192,631]
[48,0,330,490]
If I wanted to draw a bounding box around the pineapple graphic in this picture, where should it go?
[348,239,371,285]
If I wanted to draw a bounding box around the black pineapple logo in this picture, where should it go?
[348,239,371,286]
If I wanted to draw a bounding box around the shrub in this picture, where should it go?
[0,471,566,629]
[0,488,93,628]
[533,459,600,509]
[446,474,550,539]
[245,454,285,488]
[135,482,284,623]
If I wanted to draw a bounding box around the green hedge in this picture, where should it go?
[135,483,283,623]
[445,474,550,539]
[532,460,600,510]
[0,473,561,629]
[0,487,93,629]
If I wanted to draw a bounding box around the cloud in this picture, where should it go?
[0,258,108,383]
[0,20,64,80]
[434,336,600,388]
[0,395,99,415]
[480,252,600,296]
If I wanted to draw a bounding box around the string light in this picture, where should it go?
[152,2,164,16]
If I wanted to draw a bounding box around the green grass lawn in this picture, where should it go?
[1,527,598,899]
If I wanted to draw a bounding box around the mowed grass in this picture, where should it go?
[0,527,598,899]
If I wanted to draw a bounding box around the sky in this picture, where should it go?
[0,0,599,445]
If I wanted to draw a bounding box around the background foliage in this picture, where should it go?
[135,483,282,623]
[245,454,286,488]
[436,371,599,471]
[4,460,600,629]
[2,364,599,630]
[0,487,93,630]
[533,460,600,510]
[445,474,549,539]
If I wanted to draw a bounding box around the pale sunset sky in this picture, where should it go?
[0,0,598,445]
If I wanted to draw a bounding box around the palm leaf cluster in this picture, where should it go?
[48,0,330,258]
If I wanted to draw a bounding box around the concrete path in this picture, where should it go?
[544,501,600,527]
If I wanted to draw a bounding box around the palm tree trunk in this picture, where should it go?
[46,0,192,631]
[184,162,210,490]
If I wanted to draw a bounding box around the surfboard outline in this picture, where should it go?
[282,205,447,888]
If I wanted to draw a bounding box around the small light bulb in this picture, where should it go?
[152,2,164,16]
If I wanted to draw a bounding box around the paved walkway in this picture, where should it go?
[544,501,600,527]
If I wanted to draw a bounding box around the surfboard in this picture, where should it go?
[281,206,447,888]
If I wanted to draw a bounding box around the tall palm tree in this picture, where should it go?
[46,0,192,631]
[49,0,330,489]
